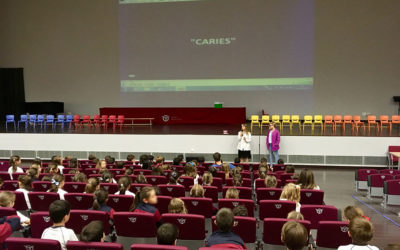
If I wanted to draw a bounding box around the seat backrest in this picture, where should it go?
[343,115,352,123]
[259,200,296,220]
[211,216,257,243]
[314,115,323,123]
[20,114,28,121]
[203,185,218,203]
[107,194,134,211]
[256,188,283,203]
[222,186,252,200]
[57,114,65,121]
[133,169,152,176]
[272,115,280,122]
[272,164,286,172]
[82,115,91,121]
[282,115,290,122]
[380,169,400,175]
[368,115,376,122]
[0,207,17,218]
[263,218,311,245]
[5,237,62,250]
[181,197,213,218]
[368,174,393,187]
[218,198,254,217]
[101,115,108,121]
[114,212,157,237]
[353,115,361,122]
[300,205,339,229]
[291,115,300,122]
[384,180,400,195]
[225,178,251,187]
[251,115,259,122]
[130,183,152,193]
[0,172,11,181]
[155,195,172,215]
[131,244,188,250]
[30,211,53,238]
[324,115,333,122]
[6,115,14,122]
[280,173,294,185]
[261,115,270,122]
[146,175,168,186]
[211,177,223,192]
[109,115,117,121]
[28,192,60,211]
[29,114,37,121]
[67,241,123,250]
[300,189,324,205]
[177,176,195,191]
[380,115,389,122]
[304,115,312,122]
[63,182,86,193]
[2,180,19,191]
[66,210,110,234]
[158,184,185,197]
[65,114,73,121]
[100,183,119,194]
[46,115,54,122]
[73,115,80,121]
[356,169,379,181]
[316,221,352,248]
[64,193,94,210]
[392,115,400,123]
[161,213,205,240]
[334,115,342,122]
[117,115,125,122]
[12,191,28,210]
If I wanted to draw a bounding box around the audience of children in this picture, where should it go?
[296,169,320,190]
[16,175,32,210]
[130,186,161,227]
[48,174,67,200]
[280,183,301,212]
[115,176,135,197]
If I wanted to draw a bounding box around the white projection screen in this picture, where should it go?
[119,0,314,92]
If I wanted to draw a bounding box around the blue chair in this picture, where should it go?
[44,115,55,129]
[36,115,45,128]
[65,115,73,128]
[5,115,16,130]
[29,115,37,128]
[55,115,65,129]
[17,115,28,129]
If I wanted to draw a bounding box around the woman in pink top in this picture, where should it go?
[266,122,280,165]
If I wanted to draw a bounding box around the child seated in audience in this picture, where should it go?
[16,175,32,210]
[26,168,39,182]
[124,168,133,175]
[232,175,243,187]
[72,172,87,183]
[278,159,285,164]
[338,216,378,250]
[280,183,301,212]
[42,175,52,181]
[41,200,78,250]
[48,174,67,200]
[131,186,161,227]
[68,158,78,169]
[258,163,268,178]
[0,191,30,225]
[51,155,65,174]
[101,171,116,183]
[80,220,105,242]
[168,171,181,185]
[287,211,304,220]
[168,198,187,214]
[232,205,248,217]
[181,162,199,184]
[0,213,20,246]
[202,172,213,186]
[115,176,135,197]
[296,169,320,190]
[190,184,205,197]
[281,220,308,250]
[85,177,100,194]
[265,175,278,188]
[211,152,235,169]
[151,165,163,176]
[90,188,115,219]
[157,223,179,246]
[135,173,148,184]
[8,155,23,179]
[221,163,231,180]
[126,154,135,163]
[225,188,239,199]
[206,208,246,248]
[343,206,370,221]
[95,160,107,171]
[45,164,59,175]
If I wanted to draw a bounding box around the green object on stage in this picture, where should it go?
[214,103,223,108]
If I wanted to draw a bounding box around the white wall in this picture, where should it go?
[0,0,400,117]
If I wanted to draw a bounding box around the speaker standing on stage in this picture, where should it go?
[266,122,280,165]
[237,124,251,163]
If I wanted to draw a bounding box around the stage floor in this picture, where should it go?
[0,123,399,137]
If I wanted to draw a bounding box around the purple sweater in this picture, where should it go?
[266,129,280,151]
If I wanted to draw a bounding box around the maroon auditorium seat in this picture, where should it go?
[300,204,339,229]
[259,200,296,219]
[181,197,213,218]
[262,218,311,247]
[316,221,352,248]
[67,241,123,250]
[5,237,61,250]
[158,184,185,198]
[218,198,255,217]
[64,193,94,210]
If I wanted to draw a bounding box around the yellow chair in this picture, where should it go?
[291,115,301,134]
[271,115,281,130]
[314,115,323,134]
[282,115,291,132]
[302,115,313,133]
[250,115,260,133]
[260,115,270,134]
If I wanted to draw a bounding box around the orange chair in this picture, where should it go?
[379,115,392,133]
[352,115,365,134]
[367,115,379,134]
[323,115,334,133]
[392,115,400,134]
[342,115,353,133]
[333,115,343,133]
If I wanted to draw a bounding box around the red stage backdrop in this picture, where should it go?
[99,107,246,125]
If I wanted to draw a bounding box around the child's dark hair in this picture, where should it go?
[232,205,248,217]
[234,157,240,164]
[72,172,87,183]
[285,165,295,173]
[278,159,285,164]
[215,208,234,232]
[81,220,104,242]
[18,175,32,191]
[281,220,308,250]
[88,154,97,161]
[51,155,62,165]
[125,168,133,175]
[69,158,78,168]
[135,173,147,184]
[130,186,155,211]
[32,158,42,166]
[260,157,268,163]
[172,157,180,166]
[101,171,113,183]
[92,188,109,210]
[157,223,179,245]
[127,154,135,161]
[115,161,124,169]
[169,171,180,185]
[49,200,71,223]
[232,175,243,186]
[213,152,221,162]
[208,166,218,177]
[118,176,132,195]
[197,156,205,164]
[26,168,38,180]
[9,155,21,173]
[48,174,64,193]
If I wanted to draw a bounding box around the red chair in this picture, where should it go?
[259,200,296,220]
[146,175,168,186]
[367,174,393,198]
[107,194,134,211]
[79,115,92,128]
[262,218,311,247]
[72,115,81,128]
[380,169,400,175]
[100,183,119,194]
[177,176,194,191]
[11,172,26,181]
[100,115,109,127]
[256,188,283,204]
[5,237,61,250]
[28,192,60,211]
[367,115,379,134]
[0,207,16,217]
[13,191,28,211]
[67,241,123,250]
[130,183,152,193]
[342,115,353,134]
[161,214,205,249]
[355,168,379,191]
[66,210,110,234]
[211,216,257,248]
[155,195,172,215]
[106,115,117,129]
[316,221,352,248]
[225,178,251,187]
[218,198,255,217]
[0,172,11,181]
[133,169,152,176]
[384,180,400,207]
[203,186,218,203]
[333,115,343,133]
[222,186,252,200]
[131,244,188,250]
[1,180,19,191]
[116,115,125,129]
[114,212,157,248]
[380,115,392,133]
[395,175,400,180]
[63,182,86,193]
[388,145,400,167]
[109,169,125,176]
[280,173,294,186]
[300,205,339,229]
[323,115,334,133]
[84,168,100,176]
[211,177,223,192]
[64,193,94,210]
[300,189,324,205]
[158,184,185,198]
[30,211,53,238]
[93,115,101,127]
[181,197,213,218]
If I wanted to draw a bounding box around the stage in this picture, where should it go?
[0,123,398,167]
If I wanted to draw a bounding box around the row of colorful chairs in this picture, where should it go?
[5,114,125,130]
[250,114,400,134]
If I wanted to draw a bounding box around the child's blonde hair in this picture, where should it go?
[280,183,300,203]
[168,198,187,214]
[343,206,364,221]
[0,191,15,207]
[202,172,213,186]
[265,175,277,188]
[287,211,304,220]
[225,188,239,199]
[349,217,374,245]
[190,184,204,197]
[221,163,231,180]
